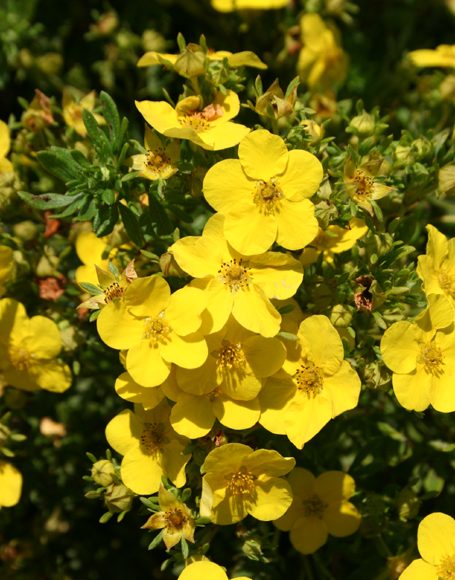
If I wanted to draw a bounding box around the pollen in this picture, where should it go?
[218,258,251,292]
[165,507,188,530]
[145,148,170,170]
[144,313,172,345]
[216,341,246,370]
[438,554,455,579]
[104,281,124,303]
[139,422,168,455]
[353,169,374,198]
[302,494,327,518]
[295,359,324,398]
[9,345,32,371]
[226,466,256,497]
[438,268,455,298]
[178,112,209,132]
[253,178,283,215]
[418,341,444,376]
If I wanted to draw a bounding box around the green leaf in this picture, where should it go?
[37,147,85,182]
[100,91,121,150]
[79,282,103,295]
[18,191,84,210]
[181,537,189,559]
[148,530,164,550]
[148,190,172,235]
[93,205,118,236]
[51,195,88,219]
[101,189,116,205]
[82,109,111,162]
[118,203,144,247]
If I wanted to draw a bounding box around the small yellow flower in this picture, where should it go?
[62,89,104,137]
[298,14,348,91]
[0,460,22,508]
[97,275,208,387]
[300,218,368,266]
[399,512,455,579]
[78,263,130,311]
[135,91,249,151]
[138,44,266,70]
[105,402,191,495]
[380,295,455,413]
[130,127,179,181]
[259,315,361,448]
[211,0,288,11]
[408,44,455,69]
[203,129,322,255]
[344,157,393,215]
[0,245,16,296]
[0,298,71,393]
[169,213,303,338]
[275,468,361,554]
[142,485,195,550]
[178,561,251,580]
[0,120,13,173]
[417,225,455,318]
[200,442,295,525]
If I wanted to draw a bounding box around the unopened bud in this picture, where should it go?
[174,44,206,78]
[91,460,116,487]
[349,112,375,136]
[104,482,134,513]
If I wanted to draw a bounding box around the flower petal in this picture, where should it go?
[278,149,323,200]
[212,396,260,430]
[399,559,438,580]
[323,500,361,537]
[275,199,319,251]
[316,471,356,503]
[0,461,22,507]
[380,321,419,373]
[248,476,293,521]
[392,369,431,412]
[418,512,455,565]
[203,159,255,213]
[290,516,328,554]
[238,130,288,180]
[126,340,171,387]
[232,286,281,337]
[170,395,214,438]
[121,447,164,495]
[105,409,142,455]
[224,210,277,255]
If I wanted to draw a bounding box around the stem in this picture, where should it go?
[313,552,335,580]
[301,555,315,580]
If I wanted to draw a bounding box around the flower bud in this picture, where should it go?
[104,482,134,513]
[301,119,324,142]
[439,164,455,196]
[91,460,116,487]
[13,221,38,241]
[349,112,375,136]
[174,44,206,78]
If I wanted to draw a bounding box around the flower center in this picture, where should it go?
[253,179,283,215]
[418,341,444,376]
[218,258,251,292]
[438,554,455,579]
[226,466,256,497]
[104,281,124,303]
[302,494,327,518]
[139,422,168,455]
[438,268,455,298]
[295,359,324,398]
[9,345,32,371]
[145,149,170,170]
[144,313,172,345]
[353,170,374,198]
[165,507,188,531]
[216,341,246,370]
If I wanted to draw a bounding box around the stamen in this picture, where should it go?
[253,178,283,215]
[295,359,324,398]
[226,466,256,497]
[140,422,168,455]
[353,170,374,198]
[302,494,327,518]
[218,258,251,292]
[438,554,455,579]
[9,345,32,371]
[104,281,124,303]
[438,268,455,298]
[418,341,444,376]
[178,112,209,132]
[165,507,188,530]
[145,148,170,170]
[144,313,172,345]
[216,341,246,370]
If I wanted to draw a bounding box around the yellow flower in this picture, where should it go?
[0,120,13,173]
[130,127,179,181]
[97,275,208,387]
[417,225,455,317]
[408,44,455,69]
[380,295,455,412]
[105,402,191,495]
[399,513,455,580]
[300,218,368,266]
[178,561,251,580]
[0,245,16,296]
[259,315,361,448]
[62,89,105,137]
[135,91,249,151]
[138,44,266,70]
[203,129,322,255]
[298,14,348,91]
[200,442,295,525]
[275,468,361,554]
[0,460,22,508]
[211,0,288,11]
[168,213,303,337]
[165,317,285,437]
[0,298,71,393]
[142,484,195,549]
[344,157,393,215]
[78,263,131,311]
